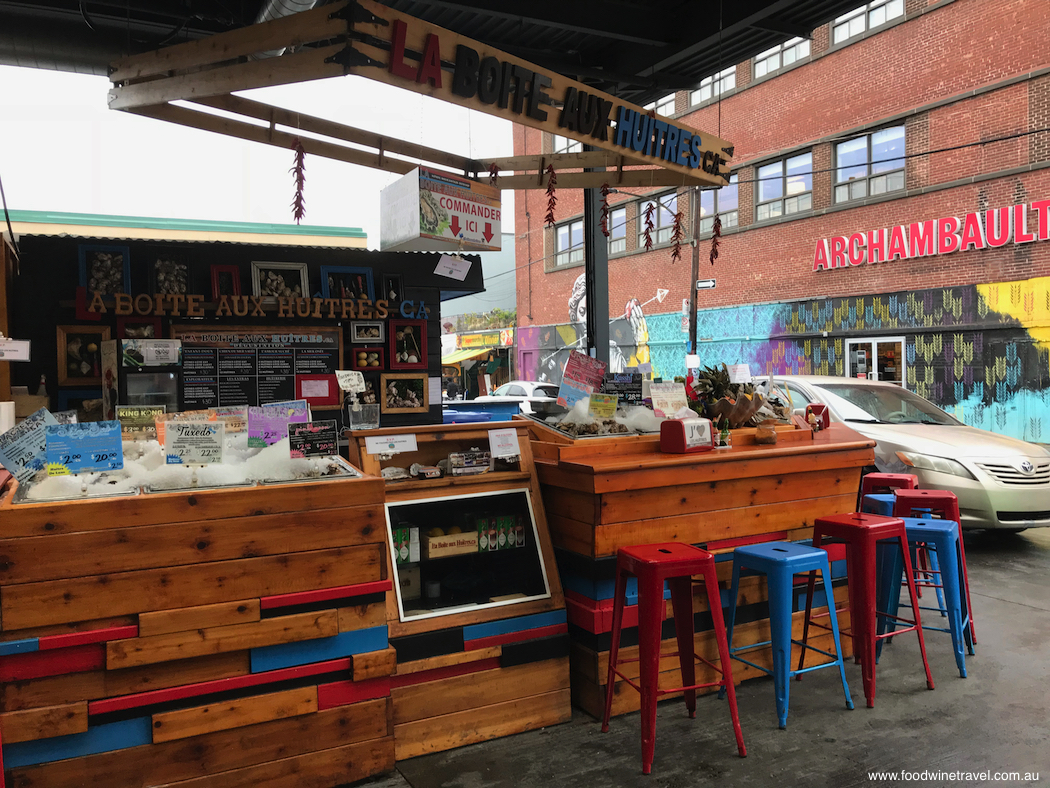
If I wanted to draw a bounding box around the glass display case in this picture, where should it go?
[386,488,552,622]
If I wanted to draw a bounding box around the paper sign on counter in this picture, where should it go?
[45,421,124,476]
[557,351,607,408]
[118,405,166,439]
[166,422,224,464]
[588,393,618,418]
[365,433,418,455]
[487,428,520,459]
[247,404,308,448]
[289,420,338,458]
[336,370,366,393]
[649,382,689,418]
[728,364,752,384]
[0,407,59,483]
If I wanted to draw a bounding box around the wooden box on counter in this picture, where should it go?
[0,472,396,788]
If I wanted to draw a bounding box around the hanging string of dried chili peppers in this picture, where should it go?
[544,164,557,227]
[290,137,306,225]
[643,201,656,251]
[599,183,611,238]
[709,214,722,265]
[488,162,499,188]
[670,207,685,262]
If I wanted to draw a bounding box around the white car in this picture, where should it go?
[760,375,1050,532]
[474,381,560,415]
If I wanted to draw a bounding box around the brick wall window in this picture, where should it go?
[834,126,905,203]
[555,218,584,267]
[553,134,582,153]
[756,153,812,221]
[754,37,811,79]
[699,175,739,234]
[833,0,904,45]
[644,93,676,117]
[639,192,678,245]
[690,68,736,105]
[609,207,627,254]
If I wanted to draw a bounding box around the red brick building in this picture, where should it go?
[514,0,1050,441]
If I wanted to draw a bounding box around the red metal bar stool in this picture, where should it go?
[601,542,747,774]
[858,472,918,515]
[798,513,935,707]
[893,489,976,645]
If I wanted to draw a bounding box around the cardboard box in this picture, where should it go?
[399,564,421,601]
[424,531,479,559]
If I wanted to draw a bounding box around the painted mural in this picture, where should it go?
[517,275,1050,443]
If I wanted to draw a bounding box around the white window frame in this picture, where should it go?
[555,219,584,267]
[833,0,905,45]
[754,37,811,79]
[608,206,627,255]
[638,192,678,246]
[699,175,739,235]
[553,134,582,154]
[834,126,906,204]
[756,152,813,222]
[690,67,736,105]
[643,93,676,117]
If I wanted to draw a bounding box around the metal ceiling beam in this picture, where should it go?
[398,0,673,46]
[749,18,813,40]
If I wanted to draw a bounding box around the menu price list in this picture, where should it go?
[183,346,337,408]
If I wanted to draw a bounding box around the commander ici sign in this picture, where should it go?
[814,199,1050,271]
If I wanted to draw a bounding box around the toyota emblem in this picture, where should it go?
[1020,460,1035,474]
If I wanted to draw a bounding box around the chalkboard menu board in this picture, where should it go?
[600,373,643,405]
[174,326,341,409]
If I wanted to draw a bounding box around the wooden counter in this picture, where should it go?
[0,473,396,788]
[522,417,875,719]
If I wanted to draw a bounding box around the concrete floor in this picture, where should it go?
[360,529,1050,787]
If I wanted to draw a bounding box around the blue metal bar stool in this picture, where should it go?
[863,495,947,615]
[877,516,973,677]
[861,493,895,516]
[718,541,853,728]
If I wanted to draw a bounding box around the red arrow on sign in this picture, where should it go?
[450,216,461,237]
[483,222,494,243]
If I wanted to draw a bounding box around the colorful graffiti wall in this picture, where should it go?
[517,275,1050,442]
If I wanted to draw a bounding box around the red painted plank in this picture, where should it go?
[464,623,569,652]
[706,531,789,552]
[88,658,352,716]
[563,589,613,612]
[316,676,390,710]
[259,579,393,610]
[564,595,603,633]
[390,657,501,690]
[0,644,105,682]
[37,625,139,651]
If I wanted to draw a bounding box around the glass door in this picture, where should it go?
[846,337,905,384]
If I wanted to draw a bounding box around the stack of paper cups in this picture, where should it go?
[0,401,15,434]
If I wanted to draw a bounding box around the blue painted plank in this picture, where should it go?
[2,717,151,769]
[0,638,39,656]
[462,610,566,641]
[250,626,388,673]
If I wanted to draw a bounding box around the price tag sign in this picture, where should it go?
[683,418,713,449]
[364,434,418,455]
[289,420,339,458]
[557,351,608,408]
[434,254,472,281]
[0,338,31,361]
[118,405,166,439]
[601,373,643,406]
[45,421,124,476]
[248,403,309,448]
[487,428,520,459]
[588,393,618,418]
[166,422,225,464]
[728,363,753,384]
[336,370,366,393]
[649,382,689,418]
[0,407,59,483]
[122,339,182,367]
[208,405,248,434]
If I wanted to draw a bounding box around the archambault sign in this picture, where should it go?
[378,1,732,185]
[814,200,1050,271]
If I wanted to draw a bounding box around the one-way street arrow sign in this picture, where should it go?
[696,278,717,290]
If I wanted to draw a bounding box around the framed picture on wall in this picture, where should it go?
[351,347,384,372]
[358,374,380,406]
[148,248,191,296]
[380,372,428,414]
[381,273,403,303]
[210,264,241,301]
[57,325,111,386]
[351,321,384,344]
[251,261,308,299]
[57,388,104,423]
[117,316,162,340]
[389,319,427,369]
[321,266,374,301]
[78,245,130,296]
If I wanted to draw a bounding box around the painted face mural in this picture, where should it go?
[568,273,587,324]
